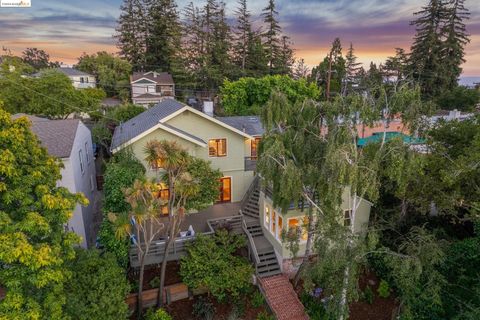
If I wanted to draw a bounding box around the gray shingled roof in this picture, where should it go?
[217,116,264,136]
[111,99,186,150]
[12,114,79,158]
[162,123,206,145]
[131,71,174,84]
[56,67,93,77]
[134,93,163,99]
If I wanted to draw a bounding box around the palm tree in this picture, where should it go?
[144,140,202,307]
[108,179,165,318]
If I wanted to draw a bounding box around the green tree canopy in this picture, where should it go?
[220,75,320,115]
[76,51,132,100]
[99,150,145,268]
[435,86,480,111]
[180,229,254,302]
[0,70,105,119]
[0,107,85,319]
[22,47,60,71]
[64,249,130,320]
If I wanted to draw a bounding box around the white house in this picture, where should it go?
[55,67,96,89]
[131,71,175,107]
[34,67,96,89]
[13,114,97,248]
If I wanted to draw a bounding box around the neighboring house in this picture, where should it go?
[428,109,474,124]
[112,99,372,276]
[13,114,97,248]
[33,67,96,89]
[131,71,175,107]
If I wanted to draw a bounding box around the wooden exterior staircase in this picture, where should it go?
[240,176,282,278]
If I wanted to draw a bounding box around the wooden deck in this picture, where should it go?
[129,202,243,268]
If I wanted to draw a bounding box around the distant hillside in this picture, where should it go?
[459,77,480,87]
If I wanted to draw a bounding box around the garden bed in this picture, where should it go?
[128,261,183,292]
[349,271,399,320]
[165,293,270,320]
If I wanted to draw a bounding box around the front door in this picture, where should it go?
[218,177,232,202]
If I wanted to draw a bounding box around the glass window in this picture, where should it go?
[288,218,299,230]
[151,158,165,170]
[208,139,227,157]
[80,77,84,83]
[344,210,352,227]
[272,211,276,234]
[85,142,90,163]
[265,206,270,228]
[251,137,261,159]
[277,215,283,239]
[301,216,309,241]
[147,85,155,93]
[217,177,231,202]
[158,183,169,215]
[79,150,84,174]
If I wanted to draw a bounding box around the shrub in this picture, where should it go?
[377,279,391,298]
[99,150,145,267]
[251,290,265,308]
[192,296,215,320]
[233,299,246,317]
[256,311,274,320]
[145,308,172,320]
[64,249,130,320]
[149,276,160,289]
[364,286,374,304]
[180,230,254,302]
[300,292,328,320]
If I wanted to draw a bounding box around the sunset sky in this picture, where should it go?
[1,0,479,76]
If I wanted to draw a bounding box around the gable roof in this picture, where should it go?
[33,67,93,78]
[131,71,174,84]
[111,99,186,151]
[217,116,264,136]
[56,67,93,77]
[111,99,254,152]
[12,114,80,158]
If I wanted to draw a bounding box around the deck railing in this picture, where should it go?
[240,211,261,266]
[244,157,257,171]
[129,215,244,268]
[240,175,259,210]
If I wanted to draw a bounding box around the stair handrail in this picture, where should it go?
[240,175,260,210]
[240,212,261,265]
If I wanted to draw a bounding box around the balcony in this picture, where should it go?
[245,156,257,171]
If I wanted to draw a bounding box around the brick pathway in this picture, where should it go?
[259,274,309,320]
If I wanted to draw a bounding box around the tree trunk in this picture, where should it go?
[400,198,407,217]
[293,206,314,287]
[157,218,176,307]
[137,255,145,319]
[326,51,333,101]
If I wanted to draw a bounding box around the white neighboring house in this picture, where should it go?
[55,67,96,89]
[34,67,96,89]
[13,114,97,248]
[428,109,474,125]
[131,71,175,107]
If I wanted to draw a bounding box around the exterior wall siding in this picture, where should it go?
[125,110,255,202]
[58,122,97,248]
[259,189,372,262]
[70,75,96,89]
